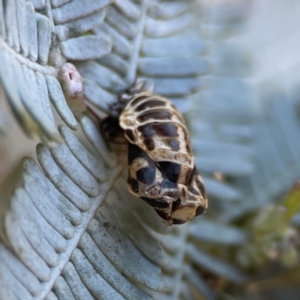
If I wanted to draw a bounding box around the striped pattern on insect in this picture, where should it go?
[100,84,208,226]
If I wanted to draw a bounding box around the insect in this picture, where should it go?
[101,83,208,226]
[58,64,207,225]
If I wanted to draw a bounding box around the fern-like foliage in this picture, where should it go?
[1,0,299,300]
[223,86,300,222]
[0,0,216,299]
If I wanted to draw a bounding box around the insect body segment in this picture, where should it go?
[120,92,193,168]
[103,89,208,226]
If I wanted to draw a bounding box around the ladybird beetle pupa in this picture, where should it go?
[100,82,208,226]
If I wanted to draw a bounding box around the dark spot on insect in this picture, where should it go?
[136,99,166,112]
[161,178,178,189]
[158,161,181,183]
[140,197,169,209]
[196,178,206,197]
[138,123,178,139]
[125,129,136,142]
[144,138,155,151]
[138,110,171,122]
[188,167,206,197]
[128,143,140,165]
[128,143,152,165]
[168,139,180,151]
[196,205,205,216]
[172,218,186,225]
[128,177,139,193]
[131,95,152,106]
[138,124,155,138]
[136,163,156,184]
[186,168,193,183]
[128,143,156,184]
[172,199,181,211]
[191,166,198,177]
[154,123,178,138]
[161,179,180,198]
[188,186,200,196]
[154,209,170,221]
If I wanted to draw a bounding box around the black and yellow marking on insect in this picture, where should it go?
[101,88,208,226]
